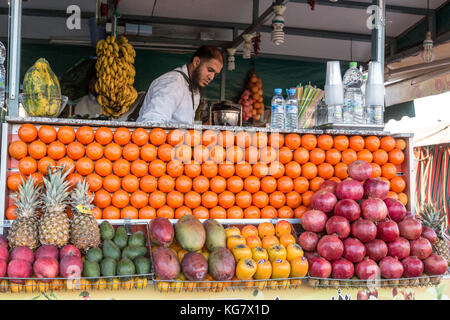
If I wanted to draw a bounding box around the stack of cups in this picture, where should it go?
[324,61,344,124]
[365,61,385,125]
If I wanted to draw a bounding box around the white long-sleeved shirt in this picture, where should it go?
[136,64,200,124]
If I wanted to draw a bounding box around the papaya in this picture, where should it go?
[175,215,205,252]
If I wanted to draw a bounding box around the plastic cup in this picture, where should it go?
[325,61,344,106]
[366,61,385,106]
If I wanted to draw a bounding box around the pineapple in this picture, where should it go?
[7,177,42,249]
[69,180,100,253]
[39,166,72,248]
[418,202,450,265]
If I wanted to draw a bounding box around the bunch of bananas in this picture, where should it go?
[95,35,138,118]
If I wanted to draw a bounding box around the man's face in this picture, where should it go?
[192,57,223,88]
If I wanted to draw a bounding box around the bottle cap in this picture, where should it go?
[274,88,282,94]
[349,61,357,68]
[288,88,296,95]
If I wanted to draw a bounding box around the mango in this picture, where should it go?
[208,247,235,281]
[175,215,205,252]
[181,252,208,281]
[203,219,226,251]
[152,247,180,280]
[150,217,174,247]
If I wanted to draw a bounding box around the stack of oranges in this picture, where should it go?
[6,124,408,220]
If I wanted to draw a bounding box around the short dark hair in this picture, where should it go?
[191,46,224,64]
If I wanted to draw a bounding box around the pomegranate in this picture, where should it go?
[384,198,406,222]
[361,198,388,222]
[351,219,377,243]
[423,254,448,275]
[355,258,380,280]
[331,258,355,279]
[379,256,404,279]
[365,239,388,261]
[308,256,332,278]
[301,210,328,233]
[336,179,364,201]
[319,180,338,195]
[402,256,424,278]
[421,226,437,245]
[363,178,389,199]
[304,251,319,261]
[325,216,351,239]
[348,160,372,181]
[334,199,361,222]
[343,238,366,263]
[398,217,423,240]
[298,232,319,252]
[410,237,432,260]
[377,220,399,242]
[388,237,410,259]
[310,190,337,213]
[317,235,344,261]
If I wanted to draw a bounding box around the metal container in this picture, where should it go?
[209,100,242,126]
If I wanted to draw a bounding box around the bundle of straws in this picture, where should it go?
[295,83,324,128]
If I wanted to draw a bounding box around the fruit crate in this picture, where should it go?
[151,218,309,292]
[0,219,153,293]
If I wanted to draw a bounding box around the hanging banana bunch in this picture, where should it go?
[95,35,138,118]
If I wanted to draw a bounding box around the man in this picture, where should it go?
[137,46,223,124]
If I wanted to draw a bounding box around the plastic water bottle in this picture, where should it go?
[343,62,364,124]
[0,41,6,110]
[285,88,298,130]
[271,88,285,129]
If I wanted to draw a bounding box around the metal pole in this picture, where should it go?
[220,52,227,101]
[371,0,385,80]
[7,0,22,118]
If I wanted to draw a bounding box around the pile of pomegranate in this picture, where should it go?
[298,160,448,282]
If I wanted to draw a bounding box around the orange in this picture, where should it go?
[301,134,317,151]
[269,191,286,208]
[278,147,293,164]
[334,162,348,180]
[139,206,156,219]
[193,206,209,219]
[149,159,166,177]
[193,145,210,163]
[130,190,149,208]
[104,143,122,161]
[140,175,158,193]
[175,175,192,193]
[294,205,307,218]
[259,176,276,193]
[201,191,218,208]
[111,190,130,208]
[184,191,202,209]
[226,146,244,163]
[259,146,277,163]
[47,141,66,160]
[94,158,113,177]
[210,145,226,163]
[227,206,244,219]
[66,142,85,160]
[7,173,24,191]
[218,161,235,178]
[370,162,382,178]
[112,159,131,177]
[167,129,185,147]
[210,206,226,219]
[121,174,139,193]
[158,174,175,193]
[201,160,218,178]
[277,176,294,193]
[201,129,217,147]
[241,225,259,238]
[268,161,285,178]
[252,161,269,178]
[349,135,365,151]
[342,149,357,165]
[218,191,235,209]
[92,207,102,219]
[317,134,334,150]
[251,132,268,148]
[235,131,251,148]
[284,133,301,150]
[381,163,397,179]
[85,142,103,160]
[184,160,201,178]
[364,136,380,152]
[244,206,261,219]
[76,126,95,145]
[261,235,279,250]
[395,139,406,151]
[389,191,400,200]
[121,206,139,219]
[246,235,262,248]
[293,176,309,194]
[284,161,301,179]
[149,190,166,208]
[210,176,227,194]
[388,149,405,165]
[94,189,112,208]
[309,176,325,192]
[29,172,43,186]
[175,206,192,219]
[244,146,260,164]
[131,128,149,146]
[317,163,334,179]
[329,176,341,183]
[122,143,140,162]
[325,148,341,165]
[381,177,391,188]
[166,190,184,208]
[18,157,37,175]
[285,191,302,208]
[279,231,295,245]
[156,205,174,219]
[227,176,244,193]
[85,173,103,192]
[301,162,317,180]
[373,149,388,165]
[8,140,28,160]
[333,135,349,151]
[268,133,284,148]
[67,173,83,189]
[95,127,113,145]
[158,143,175,162]
[28,140,47,160]
[184,129,201,147]
[174,144,191,163]
[37,125,57,144]
[130,159,148,177]
[113,127,131,146]
[357,149,373,163]
[75,157,94,176]
[261,206,277,219]
[309,148,325,165]
[18,124,38,143]
[103,174,121,193]
[293,147,309,164]
[390,176,406,193]
[235,191,252,208]
[380,136,396,152]
[102,206,120,219]
[235,162,252,178]
[166,159,184,178]
[140,144,157,162]
[242,176,259,193]
[302,190,314,206]
[252,191,269,208]
[193,175,209,193]
[397,192,408,206]
[57,126,76,144]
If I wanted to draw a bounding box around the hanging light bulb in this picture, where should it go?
[227,48,237,71]
[271,4,286,45]
[242,34,253,59]
[422,31,435,63]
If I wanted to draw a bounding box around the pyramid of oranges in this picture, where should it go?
[7,123,408,221]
